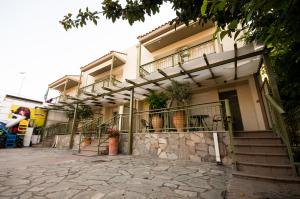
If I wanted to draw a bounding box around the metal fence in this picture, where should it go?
[42,122,70,140]
[118,101,225,133]
[79,77,121,95]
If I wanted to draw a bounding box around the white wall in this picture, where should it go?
[45,110,69,127]
[0,96,43,123]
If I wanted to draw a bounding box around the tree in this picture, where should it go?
[60,0,300,110]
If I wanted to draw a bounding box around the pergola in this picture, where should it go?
[43,43,281,154]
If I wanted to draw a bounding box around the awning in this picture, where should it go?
[48,75,80,92]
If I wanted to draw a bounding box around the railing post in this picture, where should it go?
[281,114,298,176]
[69,103,78,149]
[78,129,82,153]
[128,88,134,155]
[97,123,102,155]
[224,99,236,166]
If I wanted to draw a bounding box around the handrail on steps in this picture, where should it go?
[78,115,119,154]
[265,93,298,176]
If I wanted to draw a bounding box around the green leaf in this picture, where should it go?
[234,30,241,40]
[201,0,208,16]
[220,30,228,40]
[228,20,238,30]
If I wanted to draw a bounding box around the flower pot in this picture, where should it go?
[172,111,186,132]
[109,136,119,155]
[152,115,163,132]
[83,137,92,145]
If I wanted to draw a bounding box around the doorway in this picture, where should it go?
[219,90,244,131]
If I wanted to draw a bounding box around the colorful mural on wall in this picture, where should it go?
[8,105,47,133]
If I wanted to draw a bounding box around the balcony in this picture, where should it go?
[79,77,122,95]
[139,40,215,76]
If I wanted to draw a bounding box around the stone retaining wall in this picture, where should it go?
[119,132,232,165]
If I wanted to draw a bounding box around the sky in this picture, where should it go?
[0,0,176,101]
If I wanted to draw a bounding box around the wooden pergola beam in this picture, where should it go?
[203,53,217,81]
[125,79,137,86]
[157,69,173,82]
[105,97,115,101]
[102,87,113,92]
[68,49,264,105]
[178,62,201,87]
[141,76,166,90]
[126,79,152,92]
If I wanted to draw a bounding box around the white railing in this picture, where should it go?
[140,40,215,76]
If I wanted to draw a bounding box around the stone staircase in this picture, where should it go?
[232,130,300,181]
[74,134,109,157]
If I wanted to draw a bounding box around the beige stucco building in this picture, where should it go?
[45,21,269,132]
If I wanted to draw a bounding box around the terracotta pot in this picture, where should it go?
[83,137,91,145]
[172,111,186,132]
[152,115,163,132]
[109,136,119,155]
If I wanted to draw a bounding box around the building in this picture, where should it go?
[43,21,298,178]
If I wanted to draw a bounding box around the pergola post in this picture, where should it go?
[128,88,134,155]
[69,103,78,149]
[69,72,83,149]
[109,55,115,86]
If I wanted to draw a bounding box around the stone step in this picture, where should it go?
[235,152,290,164]
[234,144,286,153]
[232,171,300,182]
[73,151,99,157]
[234,130,276,138]
[237,162,293,176]
[90,143,108,147]
[233,137,282,145]
[79,148,108,155]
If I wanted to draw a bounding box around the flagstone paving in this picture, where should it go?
[0,148,229,199]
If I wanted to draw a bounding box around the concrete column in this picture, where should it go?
[118,105,124,131]
[69,103,78,149]
[128,88,134,155]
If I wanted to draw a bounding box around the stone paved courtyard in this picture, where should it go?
[0,148,229,199]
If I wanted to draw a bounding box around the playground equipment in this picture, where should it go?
[0,122,23,148]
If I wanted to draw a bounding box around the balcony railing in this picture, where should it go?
[118,101,225,133]
[139,40,216,76]
[46,94,78,105]
[79,77,122,95]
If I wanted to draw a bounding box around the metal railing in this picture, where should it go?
[286,107,300,145]
[139,40,216,76]
[79,77,122,95]
[78,115,119,154]
[261,79,298,175]
[118,101,225,133]
[42,122,70,140]
[46,95,67,104]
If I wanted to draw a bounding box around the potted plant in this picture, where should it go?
[108,128,120,155]
[145,91,169,132]
[167,81,192,132]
